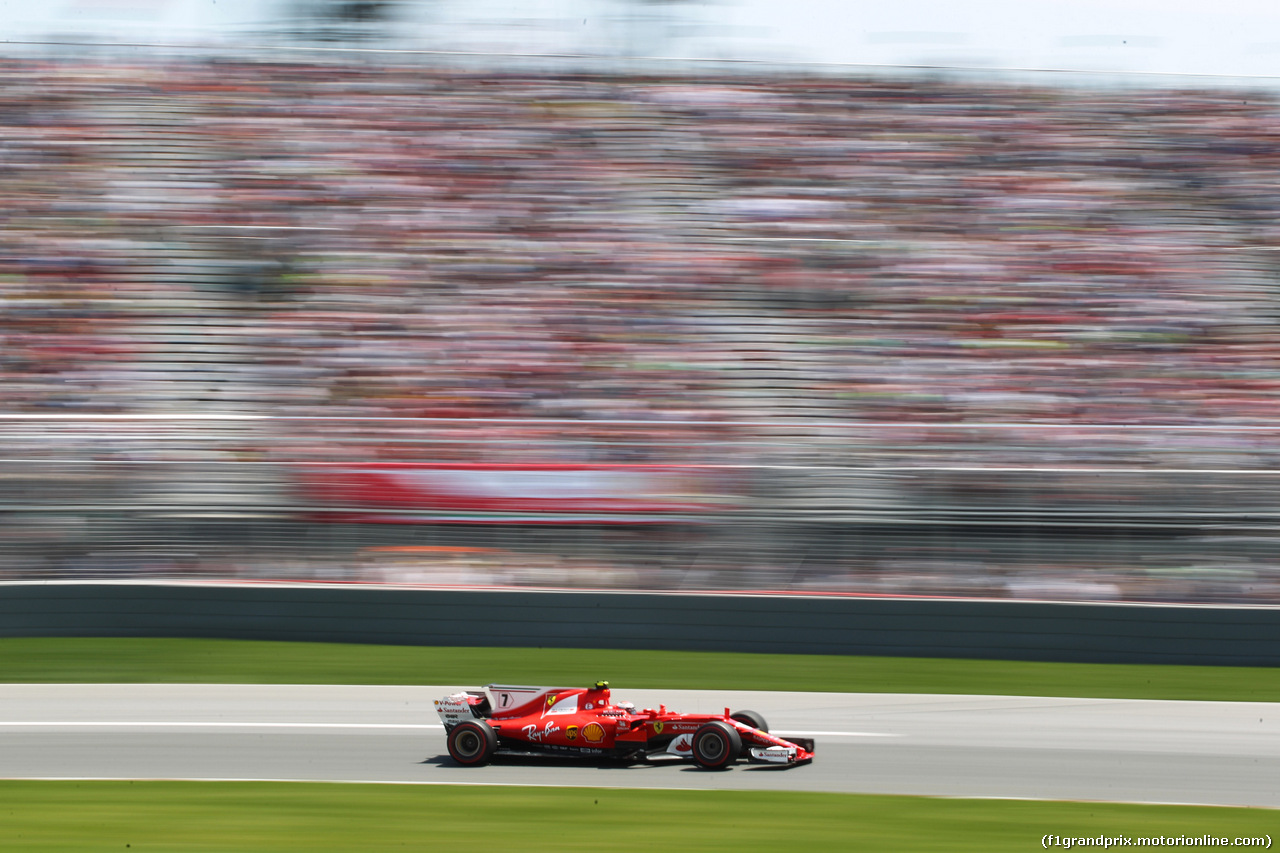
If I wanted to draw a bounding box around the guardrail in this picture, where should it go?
[1,582,1276,665]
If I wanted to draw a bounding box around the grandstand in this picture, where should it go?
[3,52,1280,602]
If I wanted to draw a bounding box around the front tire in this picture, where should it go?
[447,719,497,767]
[691,721,742,770]
[730,710,768,733]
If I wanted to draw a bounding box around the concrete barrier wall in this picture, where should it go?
[1,583,1277,665]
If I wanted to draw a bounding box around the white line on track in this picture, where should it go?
[0,777,721,793]
[0,722,900,737]
[780,730,901,738]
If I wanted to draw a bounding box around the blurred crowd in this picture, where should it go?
[4,54,1280,601]
[4,56,1280,468]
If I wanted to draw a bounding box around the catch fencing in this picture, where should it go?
[2,416,1280,605]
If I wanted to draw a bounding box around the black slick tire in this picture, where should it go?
[691,721,742,770]
[730,710,768,733]
[447,719,497,767]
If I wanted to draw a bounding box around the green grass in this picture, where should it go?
[1,782,1273,852]
[1,637,1278,701]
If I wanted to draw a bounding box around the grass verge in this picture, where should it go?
[1,781,1273,853]
[1,637,1278,700]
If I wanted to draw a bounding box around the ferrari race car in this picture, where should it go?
[436,681,814,769]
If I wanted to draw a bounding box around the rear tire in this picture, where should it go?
[730,710,768,733]
[447,719,497,767]
[691,721,742,770]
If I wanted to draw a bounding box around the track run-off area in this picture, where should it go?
[0,685,1277,808]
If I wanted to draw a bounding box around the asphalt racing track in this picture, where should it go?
[1,685,1277,808]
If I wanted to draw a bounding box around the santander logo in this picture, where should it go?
[667,734,694,755]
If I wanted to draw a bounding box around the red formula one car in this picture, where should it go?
[435,681,814,769]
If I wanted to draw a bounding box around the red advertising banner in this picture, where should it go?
[295,463,741,522]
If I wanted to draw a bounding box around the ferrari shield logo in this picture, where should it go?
[653,722,664,735]
[566,725,579,742]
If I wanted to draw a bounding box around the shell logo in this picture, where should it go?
[582,723,606,743]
